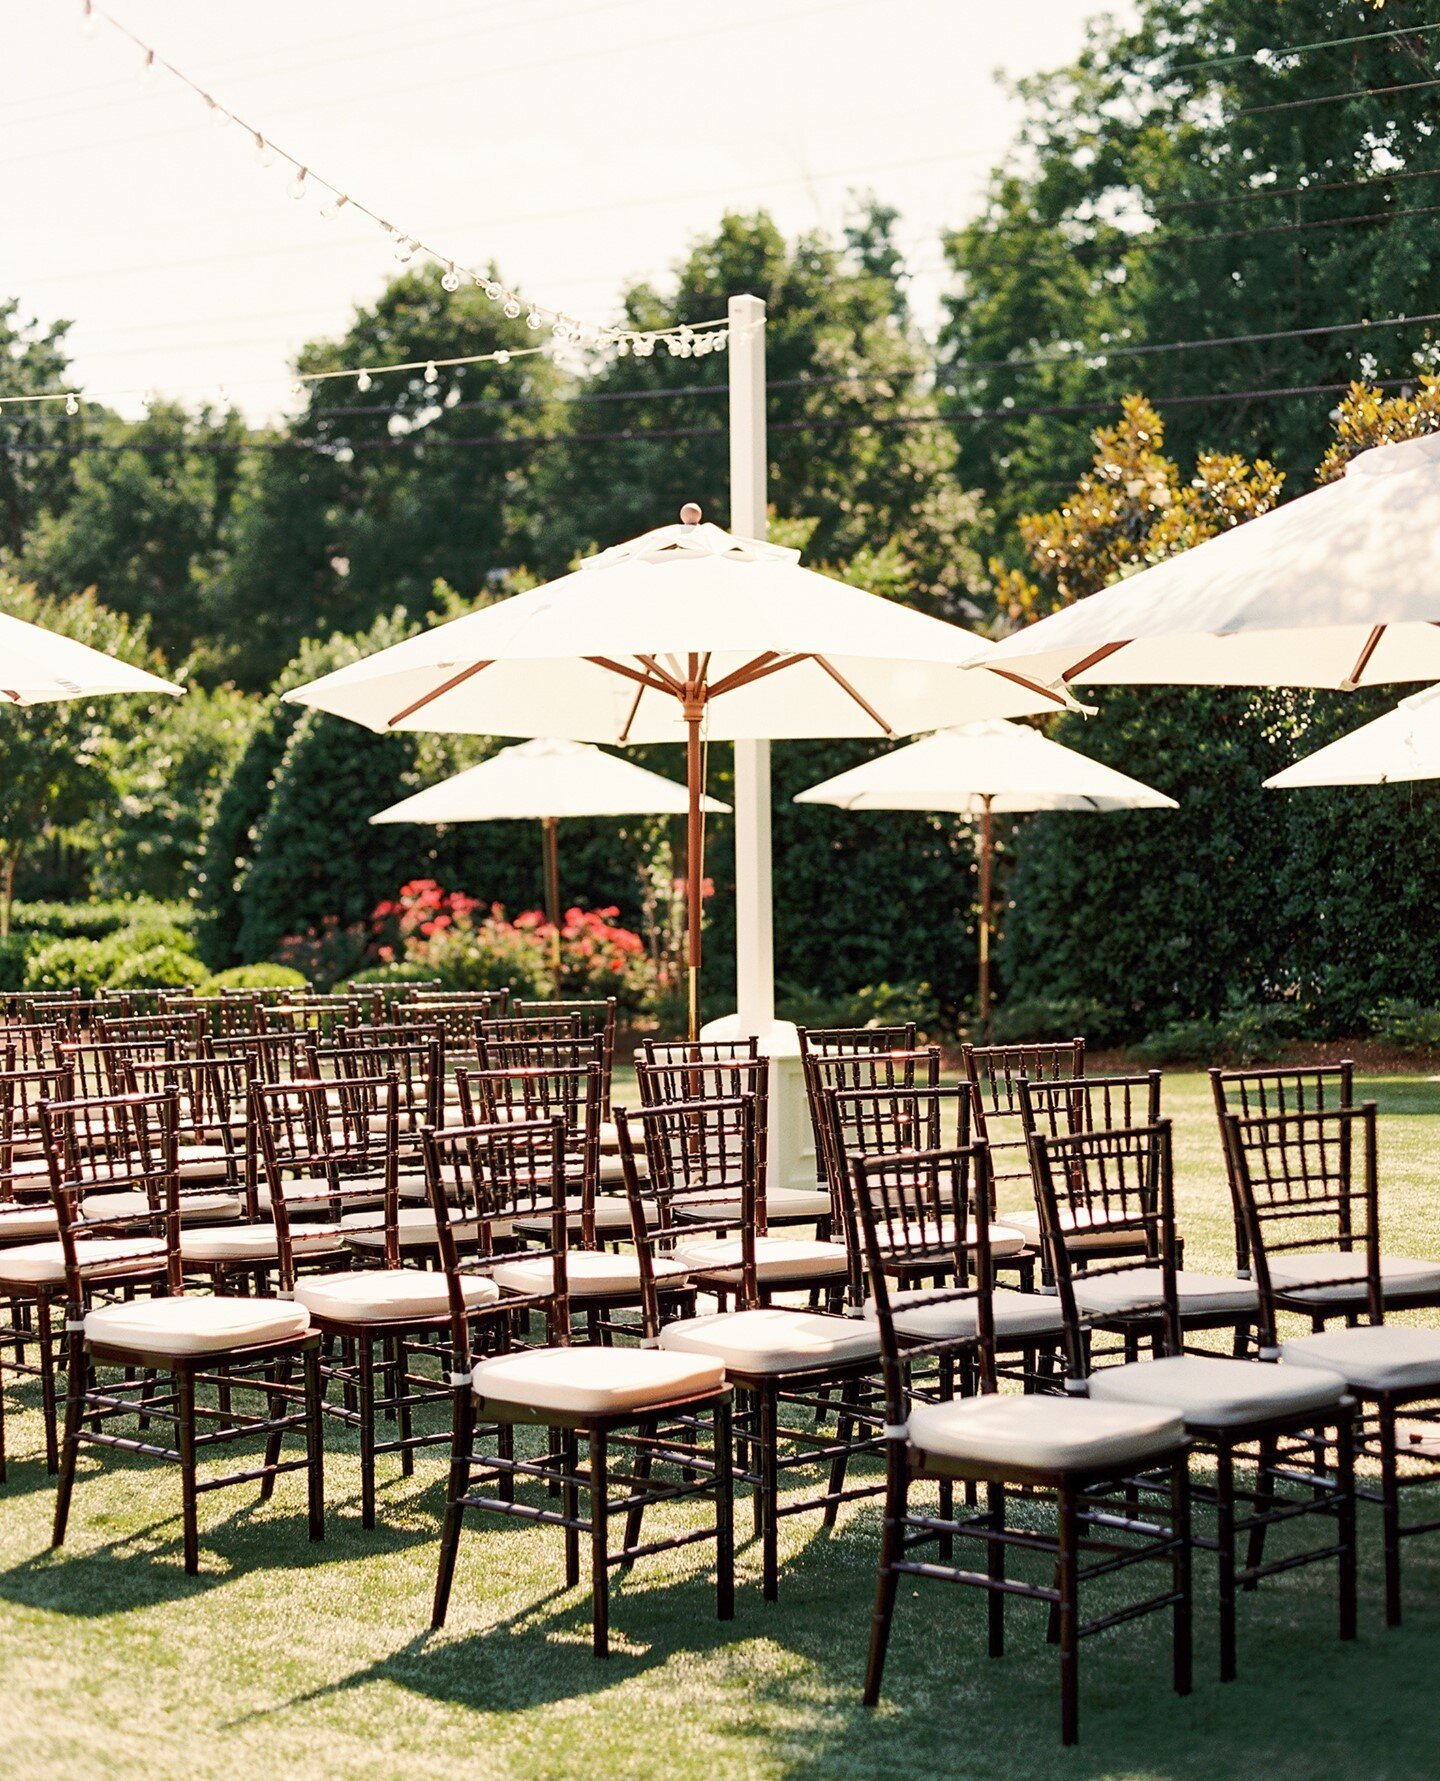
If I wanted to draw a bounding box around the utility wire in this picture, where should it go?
[1238,76,1440,118]
[1167,18,1440,75]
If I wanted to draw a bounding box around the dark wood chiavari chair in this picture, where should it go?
[1030,1116,1356,1682]
[617,1093,882,1602]
[1210,1060,1440,1317]
[321,1027,446,1251]
[263,991,379,1041]
[0,1054,75,1475]
[43,1085,324,1573]
[210,1026,313,1091]
[797,1022,917,1186]
[513,995,618,1112]
[395,992,499,1056]
[161,990,266,1040]
[1220,1101,1440,1627]
[0,1021,68,1071]
[96,1009,207,1051]
[22,992,105,1036]
[253,1070,461,1528]
[805,1043,940,1220]
[1018,1073,1256,1348]
[847,1141,1192,1746]
[423,1113,735,1654]
[823,1081,1033,1303]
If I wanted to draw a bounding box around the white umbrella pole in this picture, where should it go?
[978,792,994,1034]
[541,815,562,992]
[728,292,776,1035]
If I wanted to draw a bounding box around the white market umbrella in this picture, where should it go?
[370,736,728,957]
[1,610,182,705]
[978,434,1440,696]
[1266,682,1440,788]
[287,507,1063,1033]
[795,718,1176,1024]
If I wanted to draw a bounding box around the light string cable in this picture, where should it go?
[0,3,732,413]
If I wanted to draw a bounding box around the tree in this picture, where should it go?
[0,576,171,934]
[0,299,80,561]
[210,272,560,689]
[940,0,1440,569]
[92,683,259,902]
[20,401,252,669]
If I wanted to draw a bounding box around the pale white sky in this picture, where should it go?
[2,0,1126,419]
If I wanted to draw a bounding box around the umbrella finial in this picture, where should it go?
[679,502,702,526]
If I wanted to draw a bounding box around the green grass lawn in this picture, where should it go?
[3,1073,1439,1779]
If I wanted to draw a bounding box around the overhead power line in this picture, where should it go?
[1238,75,1440,117]
[1168,19,1440,75]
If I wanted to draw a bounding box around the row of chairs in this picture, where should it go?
[2,1008,1439,1743]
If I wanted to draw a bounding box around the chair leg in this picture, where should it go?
[862,1450,907,1708]
[622,1418,656,1565]
[1336,1408,1357,1643]
[823,1376,857,1531]
[431,1390,473,1630]
[590,1427,610,1658]
[177,1366,199,1576]
[305,1344,325,1544]
[1243,1435,1277,1587]
[714,1395,735,1622]
[1057,1483,1080,1747]
[37,1296,59,1475]
[50,1327,87,1550]
[259,1355,291,1503]
[758,1383,780,1603]
[987,1479,1005,1658]
[394,1337,414,1477]
[562,1429,580,1589]
[1216,1444,1237,1683]
[1379,1398,1402,1628]
[357,1337,377,1530]
[1171,1456,1192,1697]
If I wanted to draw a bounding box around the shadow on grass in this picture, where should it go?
[1355,1076,1440,1117]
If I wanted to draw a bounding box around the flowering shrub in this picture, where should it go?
[273,915,373,992]
[371,879,652,1008]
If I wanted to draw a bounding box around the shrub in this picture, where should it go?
[24,937,116,996]
[1368,998,1440,1051]
[0,932,39,988]
[778,979,944,1043]
[107,946,210,992]
[208,963,309,992]
[990,996,1128,1049]
[341,962,442,992]
[11,898,193,942]
[1130,998,1304,1068]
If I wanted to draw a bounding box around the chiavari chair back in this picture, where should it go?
[456,1057,601,1238]
[961,1036,1086,1216]
[396,992,500,1052]
[161,990,265,1039]
[0,1053,74,1240]
[121,1050,249,1204]
[95,1009,206,1051]
[806,1045,941,1208]
[210,1027,312,1087]
[636,1051,770,1229]
[40,1085,183,1265]
[513,996,617,1109]
[1,1022,67,1071]
[60,1035,178,1100]
[263,991,379,1040]
[798,1023,917,1180]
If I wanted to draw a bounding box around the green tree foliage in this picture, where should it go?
[0,576,173,932]
[0,300,78,558]
[941,0,1440,560]
[20,401,252,667]
[92,682,258,902]
[210,272,559,688]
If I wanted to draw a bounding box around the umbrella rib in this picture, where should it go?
[387,660,493,727]
[618,678,647,744]
[1062,641,1129,682]
[708,652,795,698]
[1339,624,1385,691]
[984,667,1079,709]
[810,655,895,736]
[587,655,681,696]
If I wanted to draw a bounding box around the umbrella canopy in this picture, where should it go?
[793,719,1177,815]
[288,509,1063,1033]
[1266,683,1440,789]
[795,719,1176,1024]
[369,736,729,824]
[978,433,1440,695]
[1,610,183,706]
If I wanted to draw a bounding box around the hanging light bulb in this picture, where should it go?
[206,95,229,129]
[64,393,79,415]
[493,350,511,367]
[423,360,438,384]
[253,131,274,168]
[713,330,728,352]
[440,264,460,293]
[319,192,348,221]
[525,310,543,330]
[289,166,308,201]
[503,298,521,319]
[291,380,306,402]
[482,280,504,303]
[615,339,630,357]
[356,369,372,392]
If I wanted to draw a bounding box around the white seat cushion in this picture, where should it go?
[1283,1325,1440,1394]
[514,1194,635,1237]
[492,1250,689,1300]
[341,1206,478,1249]
[0,1236,166,1286]
[294,1268,498,1324]
[1268,1251,1440,1305]
[471,1345,725,1417]
[1087,1353,1346,1428]
[175,1143,235,1183]
[598,1153,646,1186]
[0,1202,59,1241]
[180,1222,346,1264]
[873,1219,1028,1261]
[1007,1207,1147,1252]
[85,1294,310,1357]
[1075,1268,1261,1320]
[673,1234,849,1285]
[659,1306,879,1374]
[81,1188,242,1224]
[677,1187,834,1225]
[907,1392,1184,1475]
[866,1286,1066,1344]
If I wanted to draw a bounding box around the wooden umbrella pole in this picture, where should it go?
[978,793,993,1035]
[684,675,705,1042]
[541,815,562,993]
